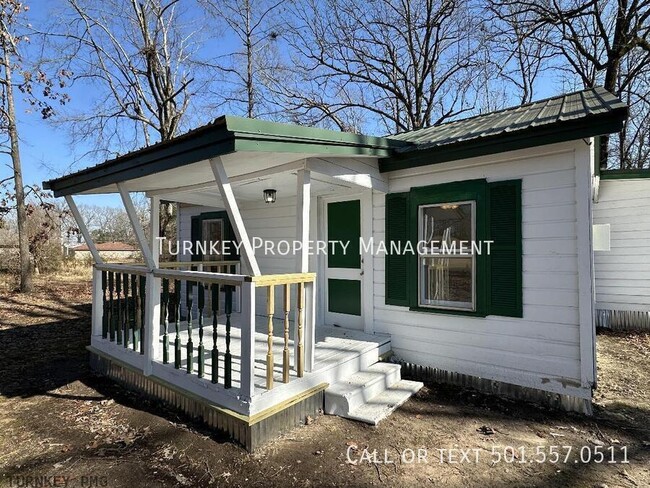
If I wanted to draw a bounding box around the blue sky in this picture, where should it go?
[2,0,565,210]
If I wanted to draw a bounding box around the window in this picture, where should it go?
[202,219,224,261]
[418,202,476,311]
[385,178,522,318]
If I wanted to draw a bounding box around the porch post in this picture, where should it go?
[143,271,161,376]
[209,157,261,276]
[295,169,315,372]
[149,196,161,268]
[64,195,103,264]
[239,280,256,400]
[147,197,162,371]
[91,267,103,338]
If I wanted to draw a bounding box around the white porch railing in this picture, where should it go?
[91,263,316,402]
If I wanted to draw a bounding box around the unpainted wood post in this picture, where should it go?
[266,284,275,389]
[282,283,290,383]
[297,282,305,377]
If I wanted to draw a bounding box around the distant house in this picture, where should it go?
[72,241,139,262]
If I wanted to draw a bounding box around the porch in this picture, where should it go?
[45,116,420,449]
[90,261,390,418]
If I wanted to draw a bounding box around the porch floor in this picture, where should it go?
[95,316,391,406]
[154,316,389,395]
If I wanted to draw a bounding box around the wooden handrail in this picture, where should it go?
[95,263,148,276]
[157,260,241,268]
[250,273,316,286]
[153,268,246,286]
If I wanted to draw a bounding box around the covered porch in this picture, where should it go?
[45,116,398,447]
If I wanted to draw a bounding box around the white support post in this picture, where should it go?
[209,157,261,276]
[149,196,160,268]
[239,281,256,400]
[304,280,316,372]
[143,271,161,376]
[65,195,103,264]
[91,267,103,338]
[294,169,314,370]
[117,183,156,270]
[296,169,310,273]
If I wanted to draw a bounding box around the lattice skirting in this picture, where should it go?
[595,309,650,331]
[398,361,592,415]
[89,349,324,451]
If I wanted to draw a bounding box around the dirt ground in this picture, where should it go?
[0,274,648,488]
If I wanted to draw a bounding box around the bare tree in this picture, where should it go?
[485,2,554,105]
[201,0,284,118]
[489,0,650,168]
[273,0,481,135]
[46,0,203,160]
[1,0,68,292]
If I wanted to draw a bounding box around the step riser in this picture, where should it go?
[324,365,402,415]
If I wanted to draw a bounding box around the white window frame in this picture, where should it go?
[417,200,476,311]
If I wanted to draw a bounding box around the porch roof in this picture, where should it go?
[43,88,628,196]
[43,115,403,197]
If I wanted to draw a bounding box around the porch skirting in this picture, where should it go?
[398,361,593,415]
[89,347,326,451]
[595,308,650,332]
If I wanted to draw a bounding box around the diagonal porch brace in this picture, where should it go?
[209,157,261,276]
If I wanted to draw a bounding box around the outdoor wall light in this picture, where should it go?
[263,189,277,204]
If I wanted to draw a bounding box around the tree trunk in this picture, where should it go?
[3,45,32,292]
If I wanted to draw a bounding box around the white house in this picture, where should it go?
[44,87,628,450]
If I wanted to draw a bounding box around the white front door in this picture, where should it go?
[321,195,364,330]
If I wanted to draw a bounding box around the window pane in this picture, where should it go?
[202,219,224,261]
[420,256,473,310]
[419,203,472,249]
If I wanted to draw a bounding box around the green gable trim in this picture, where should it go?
[379,114,626,173]
[600,169,650,179]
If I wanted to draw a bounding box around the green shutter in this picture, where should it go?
[190,216,201,262]
[488,180,522,317]
[385,192,410,306]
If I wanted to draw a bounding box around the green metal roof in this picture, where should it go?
[380,87,628,172]
[44,88,627,196]
[44,115,402,196]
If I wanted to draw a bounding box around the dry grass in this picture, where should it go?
[0,275,648,488]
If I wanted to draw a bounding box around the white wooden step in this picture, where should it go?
[325,362,403,416]
[345,380,423,425]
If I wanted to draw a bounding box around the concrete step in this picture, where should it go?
[345,379,424,425]
[325,362,402,416]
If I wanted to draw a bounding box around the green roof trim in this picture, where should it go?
[600,169,650,179]
[43,115,401,197]
[43,88,628,196]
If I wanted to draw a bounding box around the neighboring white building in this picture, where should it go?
[593,176,650,330]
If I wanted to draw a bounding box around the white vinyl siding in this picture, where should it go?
[372,141,593,399]
[593,179,650,311]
